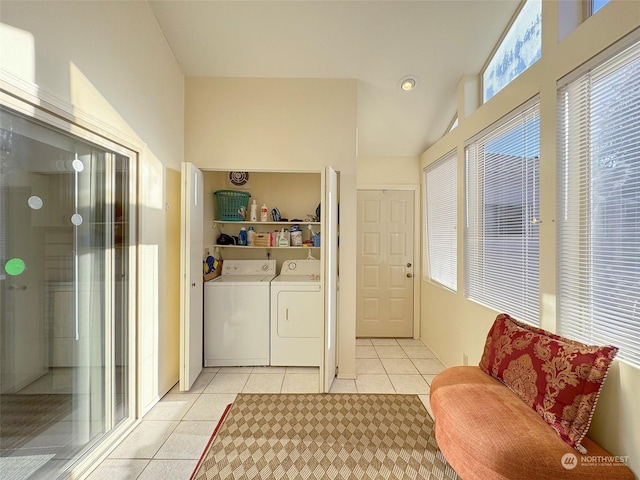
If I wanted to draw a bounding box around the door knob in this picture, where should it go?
[406,263,412,268]
[406,273,413,278]
[191,282,196,287]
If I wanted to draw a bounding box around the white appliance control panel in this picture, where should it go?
[279,260,320,278]
[221,260,276,276]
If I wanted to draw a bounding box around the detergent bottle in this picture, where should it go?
[250,200,258,222]
[238,227,247,246]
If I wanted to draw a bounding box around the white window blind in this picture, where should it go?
[557,39,640,366]
[425,151,457,291]
[465,102,540,325]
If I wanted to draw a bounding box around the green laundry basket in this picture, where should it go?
[214,190,251,221]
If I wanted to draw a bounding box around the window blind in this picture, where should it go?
[557,39,640,366]
[465,102,540,325]
[425,151,457,291]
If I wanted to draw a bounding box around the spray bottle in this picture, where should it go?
[278,228,289,247]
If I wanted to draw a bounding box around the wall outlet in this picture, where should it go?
[462,353,469,366]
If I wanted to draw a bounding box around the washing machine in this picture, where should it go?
[204,259,276,366]
[270,259,322,366]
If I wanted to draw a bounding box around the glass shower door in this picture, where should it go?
[0,105,135,479]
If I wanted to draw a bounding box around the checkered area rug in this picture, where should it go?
[191,393,460,480]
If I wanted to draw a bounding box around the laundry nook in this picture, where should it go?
[180,169,338,393]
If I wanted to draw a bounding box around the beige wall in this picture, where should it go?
[420,1,640,473]
[357,155,420,187]
[185,77,358,378]
[1,1,185,413]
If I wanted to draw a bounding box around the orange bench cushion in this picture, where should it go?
[430,366,633,480]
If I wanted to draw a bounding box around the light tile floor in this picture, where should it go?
[86,338,445,480]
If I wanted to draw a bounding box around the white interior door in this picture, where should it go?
[356,190,414,337]
[323,166,338,392]
[180,162,203,390]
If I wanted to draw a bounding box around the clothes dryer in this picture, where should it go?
[204,260,276,366]
[270,259,322,366]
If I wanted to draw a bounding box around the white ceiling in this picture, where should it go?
[149,0,520,157]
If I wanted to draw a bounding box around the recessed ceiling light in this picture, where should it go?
[399,76,419,91]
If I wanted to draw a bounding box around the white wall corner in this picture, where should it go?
[457,74,480,121]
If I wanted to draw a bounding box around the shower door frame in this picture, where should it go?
[0,88,139,477]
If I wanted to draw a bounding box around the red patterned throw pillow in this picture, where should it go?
[479,313,618,453]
